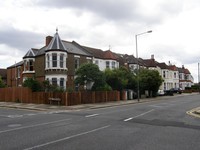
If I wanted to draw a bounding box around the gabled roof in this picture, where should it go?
[69,41,92,56]
[184,68,190,74]
[178,67,191,74]
[168,65,178,71]
[103,50,117,60]
[157,62,168,69]
[23,48,38,58]
[7,61,24,69]
[123,54,137,64]
[82,46,105,58]
[143,58,157,67]
[46,30,66,51]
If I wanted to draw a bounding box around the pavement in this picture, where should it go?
[0,93,200,117]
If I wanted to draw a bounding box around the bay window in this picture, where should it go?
[52,53,57,67]
[45,52,67,70]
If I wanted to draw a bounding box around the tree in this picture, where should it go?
[23,78,42,92]
[139,69,163,97]
[75,63,110,91]
[105,66,134,91]
[0,76,5,88]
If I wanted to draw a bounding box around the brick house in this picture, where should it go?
[178,66,194,90]
[82,46,119,71]
[0,68,7,86]
[7,30,93,89]
[6,30,194,91]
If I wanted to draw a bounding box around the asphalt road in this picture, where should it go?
[0,94,200,150]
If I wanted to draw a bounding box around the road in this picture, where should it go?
[0,94,200,150]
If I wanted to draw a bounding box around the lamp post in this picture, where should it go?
[198,63,200,93]
[135,30,152,102]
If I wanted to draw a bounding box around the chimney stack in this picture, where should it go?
[46,36,53,46]
[151,54,154,60]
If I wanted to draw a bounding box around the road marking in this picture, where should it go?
[26,114,36,116]
[186,107,200,118]
[24,125,110,150]
[85,114,99,118]
[124,109,154,122]
[8,115,23,118]
[0,118,71,134]
[124,117,133,122]
[8,124,22,128]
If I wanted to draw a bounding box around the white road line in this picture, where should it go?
[0,118,71,134]
[24,125,110,150]
[85,114,99,118]
[124,117,133,122]
[8,115,23,118]
[26,114,36,116]
[124,109,154,122]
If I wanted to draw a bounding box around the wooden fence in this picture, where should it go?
[0,87,125,106]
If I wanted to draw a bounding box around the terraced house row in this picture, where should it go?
[6,30,193,91]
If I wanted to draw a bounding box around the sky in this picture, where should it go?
[0,0,200,82]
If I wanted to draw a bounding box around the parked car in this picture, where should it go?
[157,89,165,96]
[164,89,174,96]
[169,88,182,94]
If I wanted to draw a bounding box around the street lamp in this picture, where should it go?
[135,30,152,102]
[198,63,200,93]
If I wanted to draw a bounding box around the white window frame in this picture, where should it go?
[45,51,67,70]
[45,75,67,89]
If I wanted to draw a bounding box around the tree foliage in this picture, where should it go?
[75,63,110,91]
[139,69,163,97]
[105,66,134,91]
[23,78,42,92]
[0,76,5,88]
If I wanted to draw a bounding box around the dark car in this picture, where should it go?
[169,88,182,94]
[164,89,174,96]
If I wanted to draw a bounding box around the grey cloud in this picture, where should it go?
[36,0,183,25]
[0,28,43,51]
[37,0,144,21]
[150,45,198,65]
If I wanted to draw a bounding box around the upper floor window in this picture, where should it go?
[47,54,50,68]
[163,71,166,78]
[17,67,21,78]
[24,59,35,72]
[29,60,34,71]
[174,72,176,78]
[45,52,67,70]
[60,54,64,68]
[106,61,110,68]
[52,53,57,67]
[75,58,80,69]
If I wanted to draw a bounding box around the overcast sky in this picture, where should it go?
[0,0,200,82]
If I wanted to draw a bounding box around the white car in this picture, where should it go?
[157,89,165,96]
